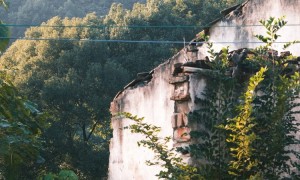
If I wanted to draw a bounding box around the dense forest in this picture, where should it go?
[0,0,246,179]
[0,0,146,38]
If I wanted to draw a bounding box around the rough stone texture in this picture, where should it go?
[169,75,189,84]
[170,82,190,101]
[174,127,191,142]
[108,52,185,180]
[171,113,188,128]
[183,66,217,74]
[187,51,198,61]
[108,1,300,179]
[182,113,188,126]
[175,101,191,115]
[171,113,183,128]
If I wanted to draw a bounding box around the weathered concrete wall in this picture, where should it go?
[209,0,300,54]
[108,0,300,179]
[108,50,198,179]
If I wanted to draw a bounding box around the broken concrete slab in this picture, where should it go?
[170,82,190,101]
[174,127,191,142]
[183,66,218,74]
[169,75,189,84]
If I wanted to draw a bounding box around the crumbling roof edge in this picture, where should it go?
[206,5,238,29]
[220,4,241,16]
[189,0,250,45]
[113,0,251,100]
[113,50,183,100]
[206,0,249,28]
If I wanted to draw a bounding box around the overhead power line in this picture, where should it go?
[2,23,300,29]
[0,37,186,44]
[1,36,299,45]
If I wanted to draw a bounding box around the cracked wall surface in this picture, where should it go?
[108,0,300,179]
[208,0,300,54]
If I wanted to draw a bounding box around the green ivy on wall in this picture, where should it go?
[125,16,300,179]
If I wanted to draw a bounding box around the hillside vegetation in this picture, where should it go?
[0,0,146,38]
[0,0,243,179]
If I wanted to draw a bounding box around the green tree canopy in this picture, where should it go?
[0,0,146,38]
[0,1,44,179]
[0,0,243,178]
[1,13,129,179]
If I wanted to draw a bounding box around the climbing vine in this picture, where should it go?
[126,16,300,179]
[189,68,238,179]
[123,112,203,180]
[222,67,267,178]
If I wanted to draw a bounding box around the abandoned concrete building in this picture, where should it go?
[108,0,300,179]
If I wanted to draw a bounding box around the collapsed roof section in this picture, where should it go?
[116,45,300,99]
[114,0,252,99]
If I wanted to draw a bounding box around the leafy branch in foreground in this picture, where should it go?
[255,16,287,48]
[121,16,300,179]
[0,72,44,179]
[39,169,78,180]
[0,2,44,178]
[221,67,267,178]
[122,112,203,180]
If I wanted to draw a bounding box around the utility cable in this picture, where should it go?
[2,23,300,29]
[1,37,299,44]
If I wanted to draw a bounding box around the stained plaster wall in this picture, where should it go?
[108,50,200,180]
[108,0,300,179]
[209,0,300,55]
